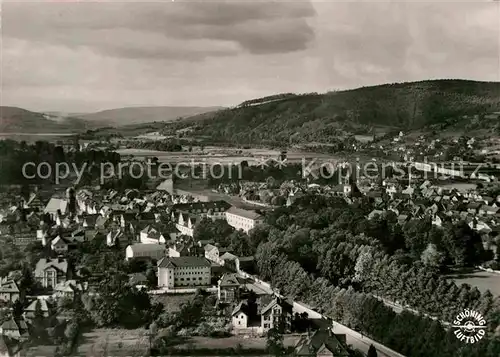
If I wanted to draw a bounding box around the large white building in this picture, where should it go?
[225,207,264,233]
[125,244,166,261]
[157,256,211,289]
[174,213,197,237]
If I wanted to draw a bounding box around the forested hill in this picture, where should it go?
[178,80,500,144]
[0,106,92,133]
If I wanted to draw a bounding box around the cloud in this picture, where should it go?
[1,0,498,112]
[1,1,316,59]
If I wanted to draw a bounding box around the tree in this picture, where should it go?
[149,321,158,352]
[64,321,79,342]
[89,272,157,328]
[146,264,157,288]
[354,248,374,283]
[266,327,285,356]
[367,344,378,357]
[12,300,23,319]
[421,243,445,271]
[19,265,35,295]
[32,300,49,342]
[443,221,485,266]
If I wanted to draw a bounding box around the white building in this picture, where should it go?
[204,244,222,264]
[44,197,68,220]
[0,280,20,303]
[175,213,197,237]
[225,207,264,233]
[125,244,166,261]
[140,225,171,244]
[51,236,68,254]
[157,256,211,289]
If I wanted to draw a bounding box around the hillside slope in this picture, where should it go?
[75,106,224,126]
[0,106,92,133]
[178,80,500,144]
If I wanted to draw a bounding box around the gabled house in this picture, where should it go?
[469,219,492,233]
[106,229,126,247]
[292,328,352,356]
[140,225,177,244]
[0,280,20,303]
[220,252,240,272]
[260,297,293,333]
[51,236,69,254]
[23,299,50,320]
[168,243,191,257]
[204,244,222,264]
[0,318,28,341]
[479,205,499,216]
[52,280,83,299]
[218,273,244,303]
[25,192,45,211]
[232,300,255,331]
[44,198,68,221]
[34,258,69,289]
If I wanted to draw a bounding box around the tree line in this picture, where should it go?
[251,194,500,357]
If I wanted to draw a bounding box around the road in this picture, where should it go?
[373,295,451,327]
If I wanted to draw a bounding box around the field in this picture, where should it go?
[173,335,301,349]
[75,328,150,357]
[67,329,302,357]
[116,146,337,165]
[151,293,195,313]
[448,269,500,296]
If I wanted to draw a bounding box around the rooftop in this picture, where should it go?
[127,244,166,253]
[158,256,211,269]
[226,206,263,220]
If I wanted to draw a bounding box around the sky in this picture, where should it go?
[1,0,499,113]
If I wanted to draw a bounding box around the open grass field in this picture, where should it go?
[60,328,302,357]
[75,328,150,357]
[448,269,500,296]
[172,334,301,349]
[151,293,195,313]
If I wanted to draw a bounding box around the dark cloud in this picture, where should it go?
[1,0,498,112]
[2,1,316,59]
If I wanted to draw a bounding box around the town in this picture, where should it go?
[0,131,499,356]
[2,1,500,356]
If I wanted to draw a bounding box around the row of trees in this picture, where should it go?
[251,193,500,357]
[256,241,500,357]
[0,139,121,185]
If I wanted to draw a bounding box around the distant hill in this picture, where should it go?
[74,106,224,127]
[0,106,93,133]
[177,80,500,144]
